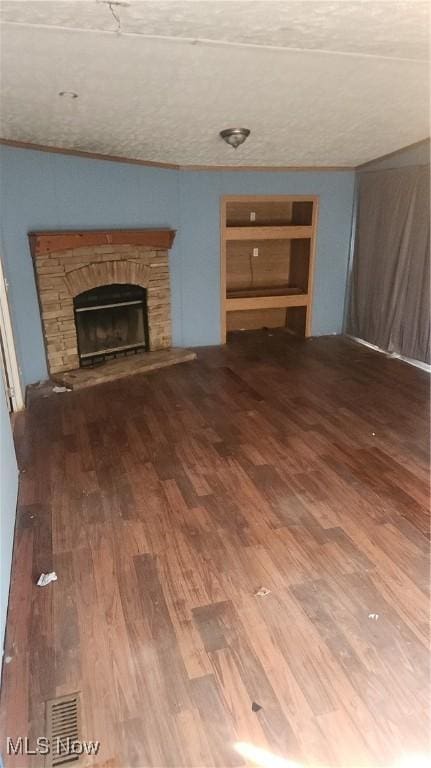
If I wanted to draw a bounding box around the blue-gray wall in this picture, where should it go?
[0,146,355,385]
[179,170,355,346]
[0,379,18,652]
[358,139,430,171]
[0,147,182,385]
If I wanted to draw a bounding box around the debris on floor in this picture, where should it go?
[4,656,13,664]
[37,572,58,587]
[371,432,376,436]
[254,586,271,597]
[368,613,379,620]
[251,702,263,712]
[52,385,71,393]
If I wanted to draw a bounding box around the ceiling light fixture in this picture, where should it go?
[58,91,78,99]
[220,128,250,149]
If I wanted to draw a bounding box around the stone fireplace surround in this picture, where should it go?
[29,229,176,376]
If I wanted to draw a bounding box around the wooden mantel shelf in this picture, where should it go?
[29,228,176,257]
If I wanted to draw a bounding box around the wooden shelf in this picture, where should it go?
[225,198,314,227]
[221,195,319,341]
[226,293,309,311]
[227,285,303,299]
[225,225,312,241]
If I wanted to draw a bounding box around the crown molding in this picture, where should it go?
[5,136,428,172]
[178,163,353,172]
[0,138,180,169]
[0,138,354,172]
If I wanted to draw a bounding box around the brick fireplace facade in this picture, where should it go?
[30,229,176,376]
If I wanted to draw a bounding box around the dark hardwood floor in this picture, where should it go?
[1,332,430,768]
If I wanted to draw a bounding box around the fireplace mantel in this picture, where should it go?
[29,228,176,257]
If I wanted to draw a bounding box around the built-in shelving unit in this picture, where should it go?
[220,195,319,341]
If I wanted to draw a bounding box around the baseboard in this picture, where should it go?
[347,335,431,373]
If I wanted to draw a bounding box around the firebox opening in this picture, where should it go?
[74,283,149,367]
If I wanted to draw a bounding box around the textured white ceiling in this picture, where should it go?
[0,1,429,166]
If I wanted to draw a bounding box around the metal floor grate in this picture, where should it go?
[45,692,82,767]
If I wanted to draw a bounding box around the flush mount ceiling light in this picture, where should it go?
[220,128,250,149]
[58,91,78,99]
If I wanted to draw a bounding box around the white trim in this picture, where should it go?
[348,335,431,373]
[0,255,24,411]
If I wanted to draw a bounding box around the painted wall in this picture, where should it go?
[0,378,19,653]
[0,146,355,385]
[179,170,355,345]
[0,147,181,385]
[358,139,430,171]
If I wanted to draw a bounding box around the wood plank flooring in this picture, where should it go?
[1,332,430,768]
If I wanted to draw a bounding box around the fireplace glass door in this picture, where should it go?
[74,284,149,366]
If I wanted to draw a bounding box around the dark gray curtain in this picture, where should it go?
[347,165,430,363]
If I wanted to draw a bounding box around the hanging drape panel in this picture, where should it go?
[347,166,430,363]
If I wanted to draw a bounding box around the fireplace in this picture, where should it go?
[74,283,149,366]
[29,229,176,376]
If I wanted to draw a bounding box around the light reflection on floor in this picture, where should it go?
[234,741,301,768]
[396,755,431,768]
[233,742,431,768]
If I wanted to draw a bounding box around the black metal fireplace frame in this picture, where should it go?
[73,283,150,367]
